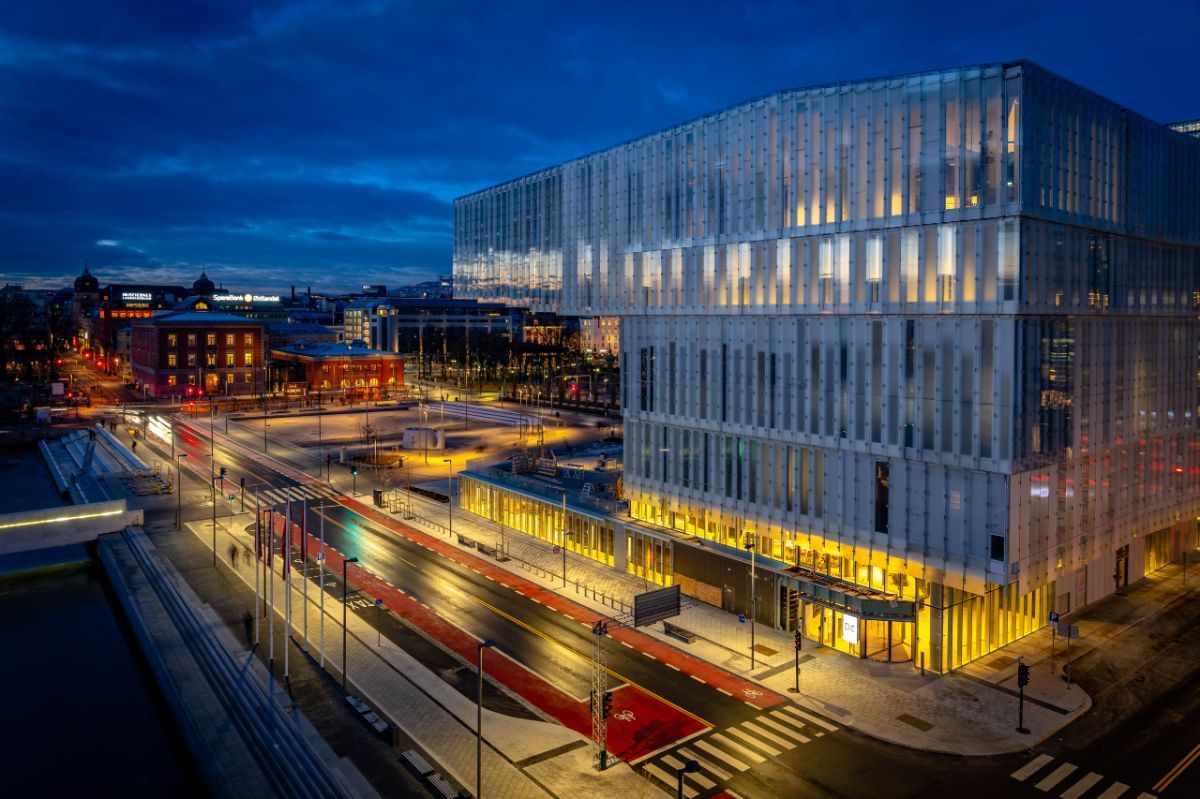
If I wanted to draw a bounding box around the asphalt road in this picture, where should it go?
[156,411,1200,799]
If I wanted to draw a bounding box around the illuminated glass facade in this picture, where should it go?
[454,62,1200,672]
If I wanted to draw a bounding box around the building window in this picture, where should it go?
[167,354,177,367]
[167,375,177,387]
[206,333,216,347]
[206,353,216,367]
[873,462,890,534]
[226,373,234,386]
[167,334,177,347]
[187,334,197,347]
[243,372,252,383]
[187,353,197,367]
[225,333,235,346]
[243,352,253,366]
[225,353,235,366]
[244,333,253,345]
[990,535,1005,562]
[187,374,196,385]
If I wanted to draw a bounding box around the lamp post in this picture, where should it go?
[175,453,188,528]
[210,403,216,567]
[675,760,699,799]
[746,533,758,670]
[476,639,495,799]
[375,598,384,647]
[443,457,453,538]
[342,556,359,695]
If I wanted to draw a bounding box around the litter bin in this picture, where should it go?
[373,489,384,507]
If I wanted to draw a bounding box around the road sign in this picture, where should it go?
[552,545,561,554]
[1049,611,1060,624]
[1056,622,1080,639]
[633,584,681,627]
[738,614,746,624]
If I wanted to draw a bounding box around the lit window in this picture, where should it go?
[244,333,253,345]
[186,334,196,347]
[243,352,253,366]
[206,354,216,367]
[225,353,235,366]
[167,375,177,387]
[167,333,177,347]
[243,372,252,383]
[187,353,196,367]
[167,354,177,367]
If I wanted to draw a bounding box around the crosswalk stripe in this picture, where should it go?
[705,734,763,767]
[725,727,782,757]
[1094,784,1128,799]
[740,721,793,750]
[691,739,744,767]
[1035,763,1078,792]
[660,755,716,789]
[1011,754,1054,782]
[782,705,838,732]
[757,715,811,743]
[1060,772,1103,799]
[644,763,697,798]
[678,747,731,781]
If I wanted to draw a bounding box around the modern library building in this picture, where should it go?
[453,61,1200,672]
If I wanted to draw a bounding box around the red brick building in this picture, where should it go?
[270,341,404,400]
[131,305,265,399]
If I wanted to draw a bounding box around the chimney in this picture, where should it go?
[290,285,296,300]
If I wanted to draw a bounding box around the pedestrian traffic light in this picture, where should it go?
[601,691,612,719]
[219,467,227,479]
[794,630,803,651]
[239,476,245,488]
[351,466,358,476]
[1017,662,1030,687]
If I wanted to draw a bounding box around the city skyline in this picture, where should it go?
[2,0,1199,293]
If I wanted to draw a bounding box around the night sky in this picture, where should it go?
[1,0,1195,294]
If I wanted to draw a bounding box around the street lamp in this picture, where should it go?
[745,533,758,670]
[675,760,699,799]
[175,453,188,528]
[375,598,384,647]
[342,556,359,695]
[443,457,453,538]
[476,639,495,799]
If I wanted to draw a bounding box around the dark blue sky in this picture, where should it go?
[1,0,1195,293]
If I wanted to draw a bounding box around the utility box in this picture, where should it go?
[373,489,384,507]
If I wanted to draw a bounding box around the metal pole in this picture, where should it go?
[302,498,308,653]
[269,512,275,668]
[342,556,359,694]
[476,640,494,799]
[211,474,217,568]
[561,493,568,586]
[284,488,291,680]
[318,550,325,669]
[255,489,260,645]
[175,457,183,528]
[446,458,453,538]
[1065,625,1072,689]
[748,538,757,670]
[376,599,383,647]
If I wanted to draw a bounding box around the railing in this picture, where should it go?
[463,463,628,517]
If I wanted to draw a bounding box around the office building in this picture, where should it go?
[453,61,1200,672]
[130,303,265,398]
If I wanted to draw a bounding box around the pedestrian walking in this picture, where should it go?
[229,543,239,568]
[131,440,137,453]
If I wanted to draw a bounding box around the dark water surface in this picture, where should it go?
[0,566,203,796]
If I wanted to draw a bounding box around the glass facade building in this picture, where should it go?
[453,62,1200,672]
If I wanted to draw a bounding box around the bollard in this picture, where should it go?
[920,651,925,676]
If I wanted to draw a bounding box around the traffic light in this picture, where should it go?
[601,691,612,719]
[351,466,358,476]
[794,630,803,651]
[1017,662,1030,687]
[239,476,245,489]
[219,467,227,479]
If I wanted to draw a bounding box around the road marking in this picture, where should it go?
[757,715,810,743]
[690,675,706,684]
[1060,772,1102,799]
[660,754,717,789]
[1012,754,1054,782]
[642,651,656,659]
[740,720,792,749]
[726,726,782,756]
[1094,785,1128,799]
[1154,738,1200,793]
[743,701,757,709]
[620,641,634,648]
[782,705,838,732]
[693,739,749,772]
[665,663,680,671]
[708,732,766,763]
[644,764,697,798]
[1034,763,1077,792]
[717,688,732,697]
[677,747,731,781]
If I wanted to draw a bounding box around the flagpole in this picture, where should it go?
[284,487,291,680]
[319,507,326,669]
[302,497,309,653]
[254,488,260,646]
[268,510,275,668]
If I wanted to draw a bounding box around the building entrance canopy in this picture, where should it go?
[779,566,916,622]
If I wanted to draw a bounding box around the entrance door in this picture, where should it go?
[1115,545,1129,590]
[205,372,219,393]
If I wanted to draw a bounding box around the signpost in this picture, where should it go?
[1049,610,1060,675]
[633,585,682,628]
[1056,619,1080,688]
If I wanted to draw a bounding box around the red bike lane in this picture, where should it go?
[261,507,706,763]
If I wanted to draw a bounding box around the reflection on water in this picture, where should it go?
[0,566,202,797]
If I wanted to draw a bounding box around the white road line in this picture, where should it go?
[644,764,696,798]
[708,732,768,763]
[1094,784,1128,799]
[1060,772,1103,799]
[740,721,793,749]
[642,651,656,660]
[690,675,706,684]
[724,727,780,757]
[693,739,749,772]
[620,641,634,648]
[1034,763,1078,792]
[757,715,811,743]
[659,755,717,790]
[782,705,838,732]
[665,663,681,671]
[716,688,733,697]
[677,747,731,781]
[1011,754,1054,782]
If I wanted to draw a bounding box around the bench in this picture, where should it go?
[456,534,477,549]
[663,621,697,644]
[426,774,459,799]
[399,749,434,778]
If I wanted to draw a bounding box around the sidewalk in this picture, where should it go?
[184,514,668,799]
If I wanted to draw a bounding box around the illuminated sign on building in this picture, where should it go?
[842,614,859,645]
[121,292,153,301]
[212,293,281,304]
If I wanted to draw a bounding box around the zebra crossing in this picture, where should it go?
[639,705,837,798]
[251,483,339,510]
[1010,753,1157,799]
